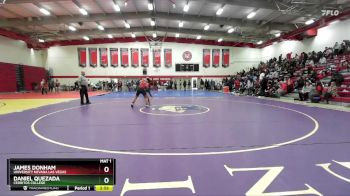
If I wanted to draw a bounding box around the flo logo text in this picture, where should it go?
[321,10,340,16]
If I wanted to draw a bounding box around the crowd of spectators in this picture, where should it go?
[222,40,350,103]
[39,79,60,94]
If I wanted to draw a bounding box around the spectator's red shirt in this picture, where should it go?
[316,85,323,93]
[281,82,288,91]
[234,80,240,88]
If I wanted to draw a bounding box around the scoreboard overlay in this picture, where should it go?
[7,158,115,191]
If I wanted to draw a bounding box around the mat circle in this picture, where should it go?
[31,99,319,156]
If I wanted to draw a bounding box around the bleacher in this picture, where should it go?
[232,42,350,104]
[303,53,350,103]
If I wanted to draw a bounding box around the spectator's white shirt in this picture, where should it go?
[308,59,314,66]
[326,48,333,55]
[259,73,265,80]
[334,43,340,50]
[319,57,326,64]
[272,71,279,79]
[247,80,253,88]
[302,85,312,93]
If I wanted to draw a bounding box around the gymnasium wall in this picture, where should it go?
[0,62,47,92]
[0,36,48,92]
[262,18,350,60]
[0,35,47,68]
[0,62,17,92]
[23,66,47,91]
[46,42,261,85]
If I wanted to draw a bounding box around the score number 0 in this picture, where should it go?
[103,166,110,183]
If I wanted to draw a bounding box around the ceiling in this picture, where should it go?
[0,0,349,45]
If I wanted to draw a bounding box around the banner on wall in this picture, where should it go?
[153,49,161,68]
[99,48,108,68]
[120,48,129,67]
[78,48,87,67]
[110,48,118,67]
[222,49,229,68]
[141,48,149,67]
[203,49,210,68]
[89,48,98,67]
[212,49,220,68]
[164,49,172,68]
[131,48,139,68]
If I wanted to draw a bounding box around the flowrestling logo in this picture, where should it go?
[321,9,339,16]
[140,104,209,116]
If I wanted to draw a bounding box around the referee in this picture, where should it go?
[79,71,91,105]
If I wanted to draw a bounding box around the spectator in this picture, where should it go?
[299,81,312,101]
[102,81,106,90]
[344,61,350,72]
[117,80,123,92]
[246,77,254,95]
[259,77,268,96]
[310,70,317,83]
[40,79,47,95]
[48,80,54,92]
[126,81,131,92]
[200,79,204,90]
[325,47,333,59]
[131,80,136,91]
[333,42,340,56]
[277,79,288,97]
[228,77,233,92]
[305,58,314,67]
[302,52,308,66]
[324,81,338,104]
[210,80,214,90]
[265,80,276,97]
[340,42,346,55]
[169,80,173,89]
[319,56,327,65]
[259,71,265,81]
[55,79,60,93]
[286,76,294,93]
[74,81,79,90]
[331,71,344,87]
[234,78,240,92]
[315,81,324,95]
[296,76,305,91]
